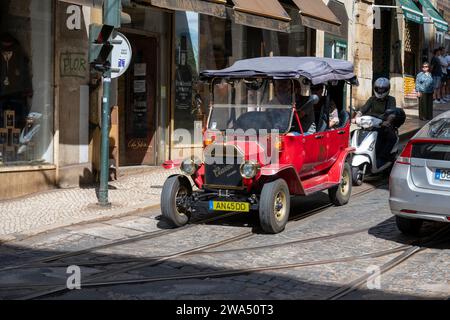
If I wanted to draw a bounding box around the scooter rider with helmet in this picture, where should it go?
[354,77,398,168]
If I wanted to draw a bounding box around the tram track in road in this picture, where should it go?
[0,179,386,274]
[8,220,396,270]
[324,225,450,300]
[9,224,448,300]
[16,181,449,299]
[0,210,247,273]
[9,245,412,292]
[0,180,390,299]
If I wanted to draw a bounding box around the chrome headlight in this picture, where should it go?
[240,161,259,179]
[181,158,199,175]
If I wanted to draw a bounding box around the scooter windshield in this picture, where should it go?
[209,78,293,133]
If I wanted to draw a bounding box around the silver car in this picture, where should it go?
[389,111,450,235]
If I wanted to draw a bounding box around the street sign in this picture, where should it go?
[110,32,132,79]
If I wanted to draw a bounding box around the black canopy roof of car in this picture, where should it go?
[200,56,358,85]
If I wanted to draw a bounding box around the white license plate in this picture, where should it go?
[435,169,450,181]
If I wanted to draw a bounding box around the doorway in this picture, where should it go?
[372,8,392,80]
[118,33,158,166]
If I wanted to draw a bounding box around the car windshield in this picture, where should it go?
[208,78,293,133]
[428,118,450,139]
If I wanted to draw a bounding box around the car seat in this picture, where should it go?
[234,111,272,131]
[337,110,350,128]
[316,117,327,132]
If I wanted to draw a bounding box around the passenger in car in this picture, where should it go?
[291,84,313,134]
[329,105,340,128]
[310,85,339,131]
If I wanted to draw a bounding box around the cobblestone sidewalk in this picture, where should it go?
[401,102,450,134]
[0,167,180,241]
[0,102,449,242]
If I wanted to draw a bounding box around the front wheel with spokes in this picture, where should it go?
[259,179,290,234]
[161,175,192,227]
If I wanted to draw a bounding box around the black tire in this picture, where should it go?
[382,162,394,177]
[329,162,352,206]
[259,179,290,234]
[161,175,192,227]
[352,166,364,186]
[395,216,423,236]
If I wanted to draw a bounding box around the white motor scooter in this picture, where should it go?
[350,115,399,186]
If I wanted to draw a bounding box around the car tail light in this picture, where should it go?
[397,138,450,164]
[396,141,413,165]
[400,209,417,214]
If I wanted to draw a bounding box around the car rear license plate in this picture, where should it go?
[435,169,450,181]
[209,201,250,212]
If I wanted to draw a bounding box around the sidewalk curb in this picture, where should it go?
[0,200,161,245]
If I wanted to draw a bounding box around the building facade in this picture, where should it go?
[0,0,447,200]
[0,0,347,199]
[436,0,450,49]
[350,0,448,108]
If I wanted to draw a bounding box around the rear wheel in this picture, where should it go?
[395,216,423,236]
[382,162,395,177]
[259,179,290,234]
[161,176,192,227]
[352,166,364,186]
[329,162,352,206]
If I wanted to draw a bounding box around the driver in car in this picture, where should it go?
[311,85,340,130]
[355,77,397,167]
[273,80,292,105]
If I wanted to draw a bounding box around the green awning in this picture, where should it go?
[417,0,449,32]
[397,0,424,24]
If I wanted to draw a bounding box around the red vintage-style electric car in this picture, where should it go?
[162,57,358,234]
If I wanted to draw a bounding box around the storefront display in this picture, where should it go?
[0,0,54,166]
[325,36,347,60]
[173,6,312,144]
[404,20,420,77]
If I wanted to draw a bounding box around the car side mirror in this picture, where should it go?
[310,94,320,105]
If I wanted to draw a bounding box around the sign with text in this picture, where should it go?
[110,32,132,79]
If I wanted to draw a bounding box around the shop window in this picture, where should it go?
[324,36,347,60]
[0,0,54,166]
[173,7,310,146]
[404,20,419,76]
[174,11,200,145]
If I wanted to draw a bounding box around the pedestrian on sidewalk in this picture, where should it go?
[430,48,444,104]
[438,47,448,102]
[445,48,450,101]
[415,62,435,120]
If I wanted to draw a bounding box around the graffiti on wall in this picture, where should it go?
[60,52,87,78]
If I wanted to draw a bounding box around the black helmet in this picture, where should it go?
[374,77,390,99]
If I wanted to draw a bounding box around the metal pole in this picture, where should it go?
[349,84,354,116]
[98,0,119,206]
[98,73,112,206]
